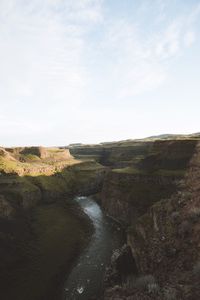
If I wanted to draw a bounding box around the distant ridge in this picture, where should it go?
[142,132,200,141]
[67,132,200,148]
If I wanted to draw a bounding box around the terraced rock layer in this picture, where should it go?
[0,146,106,300]
[100,140,200,299]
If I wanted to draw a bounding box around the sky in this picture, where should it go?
[0,0,200,146]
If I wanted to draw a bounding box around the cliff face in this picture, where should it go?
[101,170,179,224]
[70,139,197,169]
[102,139,200,299]
[0,147,103,300]
[101,140,197,225]
[70,141,153,168]
[124,142,200,299]
[5,146,72,162]
[2,139,200,299]
[0,146,76,176]
[0,147,106,217]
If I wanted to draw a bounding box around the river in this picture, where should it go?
[62,196,124,300]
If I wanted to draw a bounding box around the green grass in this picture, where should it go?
[31,175,67,195]
[0,153,81,177]
[70,160,105,171]
[0,157,24,174]
[112,167,145,174]
[21,154,41,162]
[0,160,105,210]
[112,167,185,177]
[153,169,186,177]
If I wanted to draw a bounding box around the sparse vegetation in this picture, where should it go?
[178,220,191,238]
[134,274,157,291]
[20,154,41,162]
[148,282,160,294]
[1,137,200,300]
[0,147,106,212]
[189,207,200,222]
[193,261,200,277]
[170,211,180,224]
[163,287,177,300]
[0,146,79,177]
[112,167,145,174]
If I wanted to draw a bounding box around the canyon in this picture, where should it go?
[1,135,200,299]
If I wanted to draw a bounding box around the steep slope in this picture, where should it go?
[103,140,200,299]
[0,147,106,215]
[101,140,197,225]
[0,147,106,300]
[122,141,200,299]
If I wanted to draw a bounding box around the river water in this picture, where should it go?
[62,196,124,300]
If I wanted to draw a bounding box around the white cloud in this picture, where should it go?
[0,0,105,146]
[92,3,200,99]
[0,0,199,106]
[184,31,196,47]
[0,0,200,145]
[0,0,103,104]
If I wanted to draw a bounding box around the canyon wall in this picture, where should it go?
[99,139,196,223]
[0,147,104,300]
[124,142,200,299]
[101,170,179,225]
[101,140,200,299]
[1,139,200,300]
[0,147,106,217]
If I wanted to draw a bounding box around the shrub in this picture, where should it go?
[171,211,180,224]
[178,220,191,238]
[122,275,136,290]
[189,207,200,223]
[163,287,177,300]
[135,274,159,293]
[193,261,200,277]
[148,282,160,294]
[182,191,192,201]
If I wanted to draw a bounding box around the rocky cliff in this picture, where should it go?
[69,137,198,168]
[0,147,104,300]
[2,138,200,300]
[0,147,106,216]
[101,140,196,224]
[101,170,179,225]
[103,140,200,299]
[69,141,153,168]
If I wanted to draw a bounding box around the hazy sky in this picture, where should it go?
[1,0,200,146]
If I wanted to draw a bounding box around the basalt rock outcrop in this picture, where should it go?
[5,146,72,162]
[2,138,200,300]
[102,140,200,299]
[0,195,14,218]
[69,137,198,168]
[69,141,153,168]
[121,142,200,299]
[101,170,179,225]
[0,147,103,300]
[101,140,197,225]
[0,147,106,216]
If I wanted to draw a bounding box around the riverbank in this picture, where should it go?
[62,196,125,300]
[0,200,93,300]
[2,138,200,300]
[0,147,107,300]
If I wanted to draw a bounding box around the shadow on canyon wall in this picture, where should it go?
[0,138,199,300]
[0,150,106,300]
